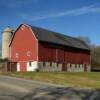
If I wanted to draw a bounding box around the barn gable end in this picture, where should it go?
[10,24,38,71]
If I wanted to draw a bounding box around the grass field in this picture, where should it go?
[4,72,100,89]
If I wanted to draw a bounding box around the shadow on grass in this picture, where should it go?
[21,87,100,100]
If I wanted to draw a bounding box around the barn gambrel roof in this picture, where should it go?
[9,24,90,50]
[30,25,90,50]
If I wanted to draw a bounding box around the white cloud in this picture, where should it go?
[20,4,100,21]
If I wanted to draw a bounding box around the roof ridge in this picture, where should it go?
[29,24,90,50]
[29,24,83,41]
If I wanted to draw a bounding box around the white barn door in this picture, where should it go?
[17,63,20,72]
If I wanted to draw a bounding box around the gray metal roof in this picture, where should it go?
[30,25,90,50]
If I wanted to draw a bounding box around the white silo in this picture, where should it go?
[2,27,13,59]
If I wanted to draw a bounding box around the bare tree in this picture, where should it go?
[77,36,100,70]
[77,36,91,45]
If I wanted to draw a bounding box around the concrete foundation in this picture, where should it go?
[38,62,62,72]
[37,62,90,72]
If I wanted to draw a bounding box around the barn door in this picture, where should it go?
[17,63,20,72]
[11,62,17,72]
[84,63,87,72]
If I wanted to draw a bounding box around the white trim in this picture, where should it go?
[9,24,22,47]
[17,62,20,72]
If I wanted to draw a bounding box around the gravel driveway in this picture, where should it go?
[0,75,100,100]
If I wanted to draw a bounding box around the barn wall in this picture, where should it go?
[64,47,90,64]
[38,42,90,72]
[10,25,38,71]
[38,42,55,62]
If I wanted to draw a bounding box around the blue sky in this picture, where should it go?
[0,0,100,46]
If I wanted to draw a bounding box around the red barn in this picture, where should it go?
[9,24,91,72]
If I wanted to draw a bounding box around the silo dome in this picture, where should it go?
[3,27,13,33]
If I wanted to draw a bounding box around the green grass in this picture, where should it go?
[4,72,100,89]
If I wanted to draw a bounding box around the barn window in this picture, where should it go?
[27,51,31,56]
[70,64,72,68]
[75,64,77,68]
[50,62,52,66]
[57,63,59,67]
[43,62,45,67]
[29,61,32,67]
[21,25,25,30]
[16,52,19,58]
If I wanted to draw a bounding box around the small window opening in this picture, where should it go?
[16,52,19,58]
[27,51,31,56]
[29,61,32,67]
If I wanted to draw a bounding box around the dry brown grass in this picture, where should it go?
[4,72,100,89]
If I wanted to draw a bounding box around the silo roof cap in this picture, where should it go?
[3,27,13,32]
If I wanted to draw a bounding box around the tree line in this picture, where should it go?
[78,36,100,70]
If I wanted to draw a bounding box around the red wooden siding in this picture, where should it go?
[38,42,90,70]
[38,42,56,62]
[57,49,64,63]
[64,48,90,64]
[10,25,38,71]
